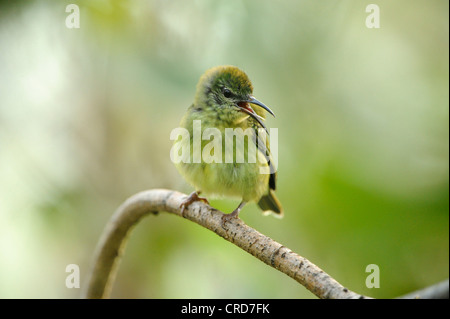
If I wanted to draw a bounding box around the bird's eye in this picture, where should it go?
[222,87,232,98]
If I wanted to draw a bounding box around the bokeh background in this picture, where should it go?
[0,0,448,299]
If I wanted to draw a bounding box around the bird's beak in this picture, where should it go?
[236,96,274,134]
[245,96,275,117]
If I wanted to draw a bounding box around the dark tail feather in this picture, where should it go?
[258,190,283,218]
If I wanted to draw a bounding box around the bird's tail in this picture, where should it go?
[258,190,283,218]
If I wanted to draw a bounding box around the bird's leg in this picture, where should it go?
[222,201,247,224]
[180,191,209,217]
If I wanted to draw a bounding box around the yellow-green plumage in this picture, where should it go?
[175,65,283,219]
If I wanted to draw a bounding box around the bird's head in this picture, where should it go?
[194,65,274,131]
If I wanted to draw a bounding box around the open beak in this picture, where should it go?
[237,96,275,133]
[245,96,275,117]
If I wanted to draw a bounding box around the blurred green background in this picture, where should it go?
[0,0,448,299]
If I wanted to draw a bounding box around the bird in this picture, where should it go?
[173,65,283,222]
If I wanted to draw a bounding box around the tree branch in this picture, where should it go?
[82,189,370,299]
[398,279,449,299]
[82,189,446,299]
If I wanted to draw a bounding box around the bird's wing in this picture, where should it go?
[253,128,277,191]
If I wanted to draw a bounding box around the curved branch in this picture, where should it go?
[82,189,371,299]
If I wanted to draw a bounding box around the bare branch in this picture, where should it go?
[398,279,449,299]
[82,189,373,299]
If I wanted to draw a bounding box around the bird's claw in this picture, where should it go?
[180,191,209,217]
[221,209,240,227]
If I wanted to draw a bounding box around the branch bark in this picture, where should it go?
[81,189,446,299]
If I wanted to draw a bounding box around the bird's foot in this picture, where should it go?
[221,209,240,224]
[221,201,247,226]
[180,191,209,217]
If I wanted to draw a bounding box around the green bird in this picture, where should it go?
[174,65,283,222]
